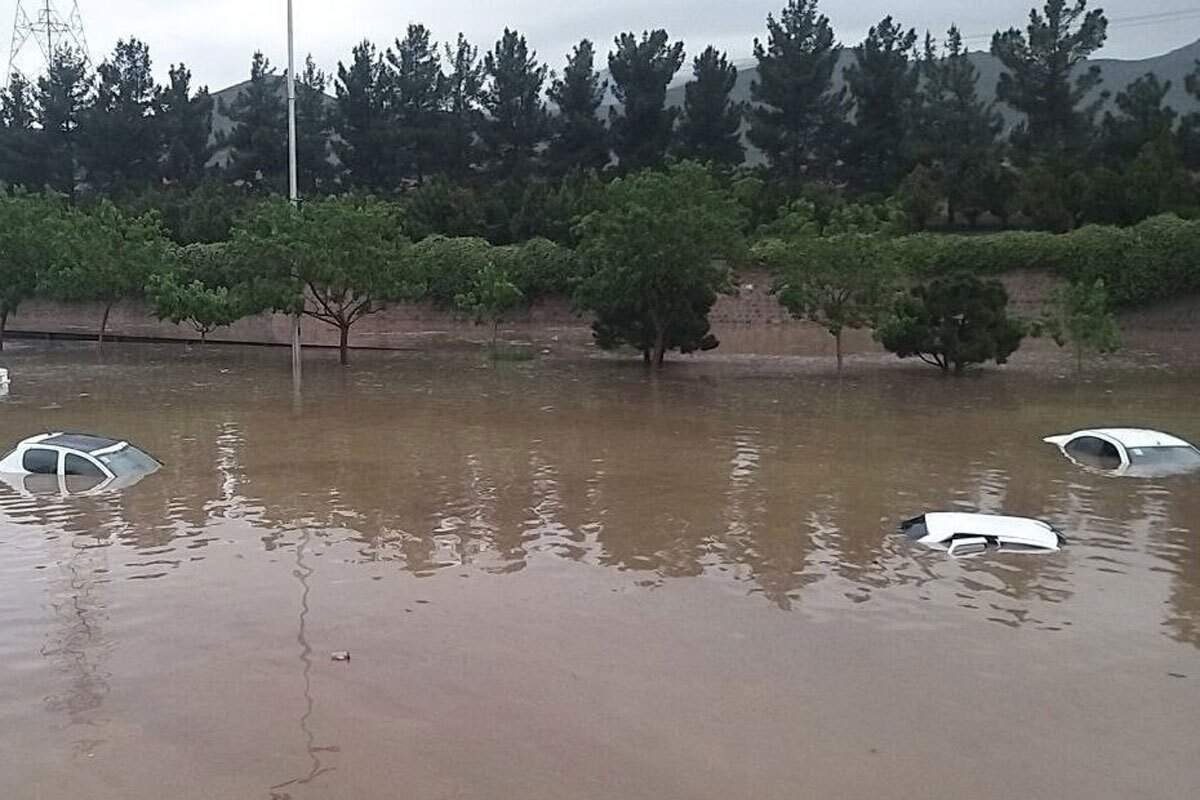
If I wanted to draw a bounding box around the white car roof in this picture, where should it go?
[1065,428,1193,449]
[922,512,1057,544]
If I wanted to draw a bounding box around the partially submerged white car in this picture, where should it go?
[1044,428,1200,477]
[0,433,161,495]
[901,512,1065,558]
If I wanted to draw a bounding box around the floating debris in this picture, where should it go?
[330,651,351,662]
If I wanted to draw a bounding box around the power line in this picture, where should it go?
[958,7,1200,44]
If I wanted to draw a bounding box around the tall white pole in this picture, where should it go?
[287,0,301,386]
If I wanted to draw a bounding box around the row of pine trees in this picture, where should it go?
[1,0,1199,235]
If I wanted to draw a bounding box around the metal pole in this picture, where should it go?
[287,0,301,386]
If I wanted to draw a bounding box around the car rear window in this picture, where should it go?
[1128,446,1200,467]
[97,446,160,477]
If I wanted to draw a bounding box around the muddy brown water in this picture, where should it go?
[0,341,1198,799]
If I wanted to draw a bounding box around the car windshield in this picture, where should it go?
[96,446,161,477]
[1126,446,1200,468]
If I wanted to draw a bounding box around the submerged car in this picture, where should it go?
[1043,428,1200,477]
[0,433,161,494]
[901,512,1065,558]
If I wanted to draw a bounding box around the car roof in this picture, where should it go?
[1075,428,1193,449]
[34,433,125,454]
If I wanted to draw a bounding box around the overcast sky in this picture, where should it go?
[11,1,1200,89]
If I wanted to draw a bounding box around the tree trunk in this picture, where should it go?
[492,320,499,350]
[1076,343,1084,376]
[835,331,843,373]
[0,308,7,352]
[98,301,113,352]
[652,324,666,369]
[642,349,651,365]
[339,323,350,367]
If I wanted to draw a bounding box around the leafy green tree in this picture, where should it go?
[546,40,609,178]
[440,33,485,179]
[409,235,494,307]
[455,261,524,349]
[0,74,44,189]
[1014,163,1075,231]
[229,196,418,365]
[0,194,59,349]
[294,55,335,194]
[757,234,895,371]
[878,272,1025,374]
[991,1,1108,160]
[148,243,249,342]
[388,24,445,185]
[481,29,548,180]
[1044,278,1120,372]
[39,200,170,346]
[748,0,847,181]
[607,30,685,171]
[35,47,91,197]
[335,40,395,190]
[79,38,159,194]
[895,164,940,230]
[1102,73,1176,163]
[844,16,918,193]
[575,161,743,367]
[222,52,286,193]
[156,64,214,187]
[123,179,252,244]
[911,27,1003,224]
[1125,135,1195,222]
[675,46,744,168]
[403,176,488,239]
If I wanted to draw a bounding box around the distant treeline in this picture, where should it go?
[1,0,1199,242]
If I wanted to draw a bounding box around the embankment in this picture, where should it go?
[7,271,1199,358]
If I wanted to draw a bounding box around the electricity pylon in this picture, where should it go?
[6,1,89,87]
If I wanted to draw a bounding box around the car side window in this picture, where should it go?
[1066,437,1122,469]
[64,454,106,479]
[1065,437,1103,457]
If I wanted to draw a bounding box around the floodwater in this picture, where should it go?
[1,341,1198,800]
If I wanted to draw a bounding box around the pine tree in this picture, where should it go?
[748,0,847,182]
[992,0,1108,160]
[334,41,394,191]
[1181,61,1200,170]
[0,73,44,188]
[911,27,1003,224]
[222,52,287,193]
[675,46,744,168]
[1102,73,1177,163]
[607,30,685,171]
[35,47,91,197]
[388,24,444,185]
[296,55,334,193]
[546,39,609,178]
[844,17,918,194]
[440,33,484,179]
[79,38,160,194]
[481,29,548,180]
[157,64,214,187]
